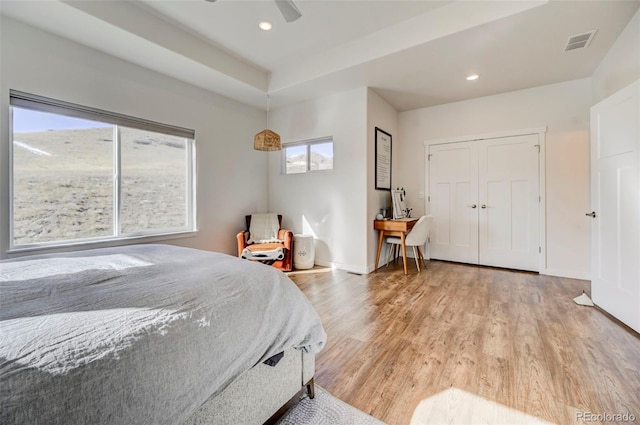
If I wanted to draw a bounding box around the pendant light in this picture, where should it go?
[254,94,282,151]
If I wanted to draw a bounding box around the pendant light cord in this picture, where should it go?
[266,94,270,130]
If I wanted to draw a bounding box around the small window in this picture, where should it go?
[10,90,196,249]
[284,138,333,174]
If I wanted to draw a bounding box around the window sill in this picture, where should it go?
[6,230,199,258]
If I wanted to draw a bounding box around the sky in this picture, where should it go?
[12,108,110,133]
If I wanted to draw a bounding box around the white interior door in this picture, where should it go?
[590,80,640,334]
[478,135,540,271]
[428,134,540,271]
[429,141,479,264]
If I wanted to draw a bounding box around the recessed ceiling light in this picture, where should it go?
[258,20,273,31]
[466,74,479,81]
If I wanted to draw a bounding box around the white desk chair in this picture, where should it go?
[386,215,432,272]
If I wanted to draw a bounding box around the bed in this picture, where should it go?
[0,244,326,425]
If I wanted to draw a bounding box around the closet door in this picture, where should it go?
[429,141,479,264]
[428,134,540,271]
[478,135,540,271]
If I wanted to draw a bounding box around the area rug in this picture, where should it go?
[276,387,387,425]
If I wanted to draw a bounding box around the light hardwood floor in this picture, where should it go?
[289,260,640,425]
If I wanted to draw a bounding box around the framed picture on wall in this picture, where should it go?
[375,127,392,190]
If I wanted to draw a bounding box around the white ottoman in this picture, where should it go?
[293,234,315,270]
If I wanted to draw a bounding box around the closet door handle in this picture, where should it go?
[470,204,477,209]
[481,204,487,209]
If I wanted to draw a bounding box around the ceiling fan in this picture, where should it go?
[204,0,302,23]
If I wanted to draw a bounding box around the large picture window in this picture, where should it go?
[10,90,196,249]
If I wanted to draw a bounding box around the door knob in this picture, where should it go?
[470,204,477,208]
[481,204,487,209]
[585,211,596,218]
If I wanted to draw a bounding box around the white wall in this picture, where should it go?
[398,79,593,279]
[366,88,397,271]
[268,87,368,273]
[0,17,268,259]
[592,9,640,104]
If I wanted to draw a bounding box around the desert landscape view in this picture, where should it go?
[284,143,333,174]
[12,126,188,246]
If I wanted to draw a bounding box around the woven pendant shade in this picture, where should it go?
[254,129,282,151]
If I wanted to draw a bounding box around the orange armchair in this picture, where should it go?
[237,214,294,272]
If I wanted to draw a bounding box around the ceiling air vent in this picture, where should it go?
[564,30,597,52]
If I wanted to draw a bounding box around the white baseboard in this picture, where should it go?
[336,261,588,279]
[541,268,591,281]
[316,260,368,275]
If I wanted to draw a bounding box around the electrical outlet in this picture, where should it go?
[418,191,425,199]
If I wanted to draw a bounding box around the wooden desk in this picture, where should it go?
[374,218,418,275]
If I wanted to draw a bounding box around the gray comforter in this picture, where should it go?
[0,244,326,425]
